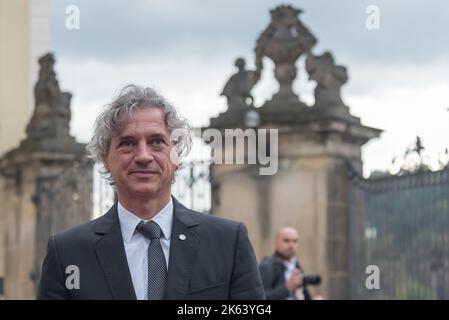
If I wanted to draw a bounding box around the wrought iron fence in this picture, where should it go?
[348,163,449,299]
[171,160,211,213]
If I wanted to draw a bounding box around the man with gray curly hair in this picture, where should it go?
[38,84,264,300]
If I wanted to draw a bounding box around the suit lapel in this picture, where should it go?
[165,197,200,299]
[93,204,137,300]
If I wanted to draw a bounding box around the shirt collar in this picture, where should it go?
[117,197,174,243]
[283,257,298,270]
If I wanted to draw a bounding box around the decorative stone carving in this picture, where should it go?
[27,53,72,140]
[255,5,316,103]
[2,53,84,157]
[306,51,348,108]
[221,57,259,110]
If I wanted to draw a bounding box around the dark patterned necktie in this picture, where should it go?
[136,220,167,300]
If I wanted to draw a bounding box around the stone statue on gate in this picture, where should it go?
[254,5,316,103]
[221,57,259,109]
[26,53,72,140]
[305,51,348,108]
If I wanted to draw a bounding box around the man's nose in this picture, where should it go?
[134,142,154,164]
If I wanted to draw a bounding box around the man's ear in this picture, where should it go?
[169,146,181,168]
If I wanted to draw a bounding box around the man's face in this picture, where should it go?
[105,107,177,202]
[275,228,299,260]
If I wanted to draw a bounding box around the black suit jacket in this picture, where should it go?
[259,254,311,300]
[37,197,264,300]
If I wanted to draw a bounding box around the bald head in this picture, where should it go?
[276,227,298,240]
[274,227,299,260]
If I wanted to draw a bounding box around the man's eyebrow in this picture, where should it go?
[116,133,169,140]
[116,135,136,141]
[148,133,168,139]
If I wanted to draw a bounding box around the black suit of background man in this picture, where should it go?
[259,227,314,300]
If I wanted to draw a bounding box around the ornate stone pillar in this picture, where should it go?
[0,53,92,299]
[205,5,382,299]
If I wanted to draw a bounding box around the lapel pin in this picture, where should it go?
[179,234,186,241]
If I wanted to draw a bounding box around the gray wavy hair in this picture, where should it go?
[86,84,192,181]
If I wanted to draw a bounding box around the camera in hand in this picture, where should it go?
[302,274,321,285]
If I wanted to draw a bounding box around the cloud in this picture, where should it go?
[51,0,449,65]
[352,80,449,175]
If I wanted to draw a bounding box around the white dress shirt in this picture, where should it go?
[284,257,304,300]
[117,198,173,300]
[283,257,297,282]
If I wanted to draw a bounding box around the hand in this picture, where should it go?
[286,269,303,292]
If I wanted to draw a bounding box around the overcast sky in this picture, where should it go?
[49,0,449,175]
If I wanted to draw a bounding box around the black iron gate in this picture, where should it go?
[348,164,449,299]
[171,160,211,213]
